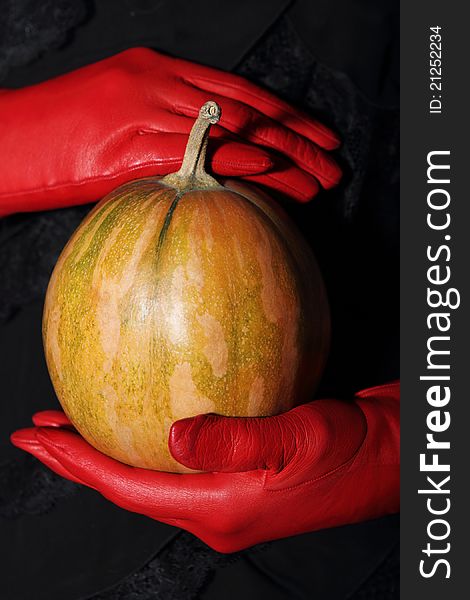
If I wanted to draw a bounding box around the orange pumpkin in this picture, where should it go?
[43,101,330,472]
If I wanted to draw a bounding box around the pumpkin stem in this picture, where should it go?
[161,101,222,190]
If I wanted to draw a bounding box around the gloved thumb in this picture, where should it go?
[169,400,367,474]
[169,412,288,472]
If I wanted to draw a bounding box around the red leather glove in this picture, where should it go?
[11,382,399,553]
[0,47,341,217]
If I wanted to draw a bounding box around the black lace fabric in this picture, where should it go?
[237,16,399,223]
[0,9,399,600]
[0,454,78,519]
[93,534,271,600]
[0,205,91,325]
[0,0,87,80]
[350,545,400,600]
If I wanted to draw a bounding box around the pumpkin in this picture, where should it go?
[43,101,330,473]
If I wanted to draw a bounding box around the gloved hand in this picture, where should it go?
[11,382,399,553]
[0,47,341,217]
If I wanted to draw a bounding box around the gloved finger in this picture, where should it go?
[210,138,274,175]
[11,427,199,517]
[32,410,74,428]
[243,160,320,202]
[1,132,275,217]
[10,428,87,486]
[33,427,244,521]
[180,69,340,150]
[172,94,342,189]
[355,381,400,400]
[169,400,368,474]
[12,426,255,553]
[111,130,274,176]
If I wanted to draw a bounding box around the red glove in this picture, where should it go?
[11,382,399,553]
[0,47,341,217]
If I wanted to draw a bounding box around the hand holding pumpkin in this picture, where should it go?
[0,47,341,217]
[11,383,399,553]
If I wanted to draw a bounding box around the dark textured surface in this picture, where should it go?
[0,454,78,519]
[93,533,268,600]
[0,2,399,599]
[350,545,400,600]
[0,0,87,80]
[0,205,91,325]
